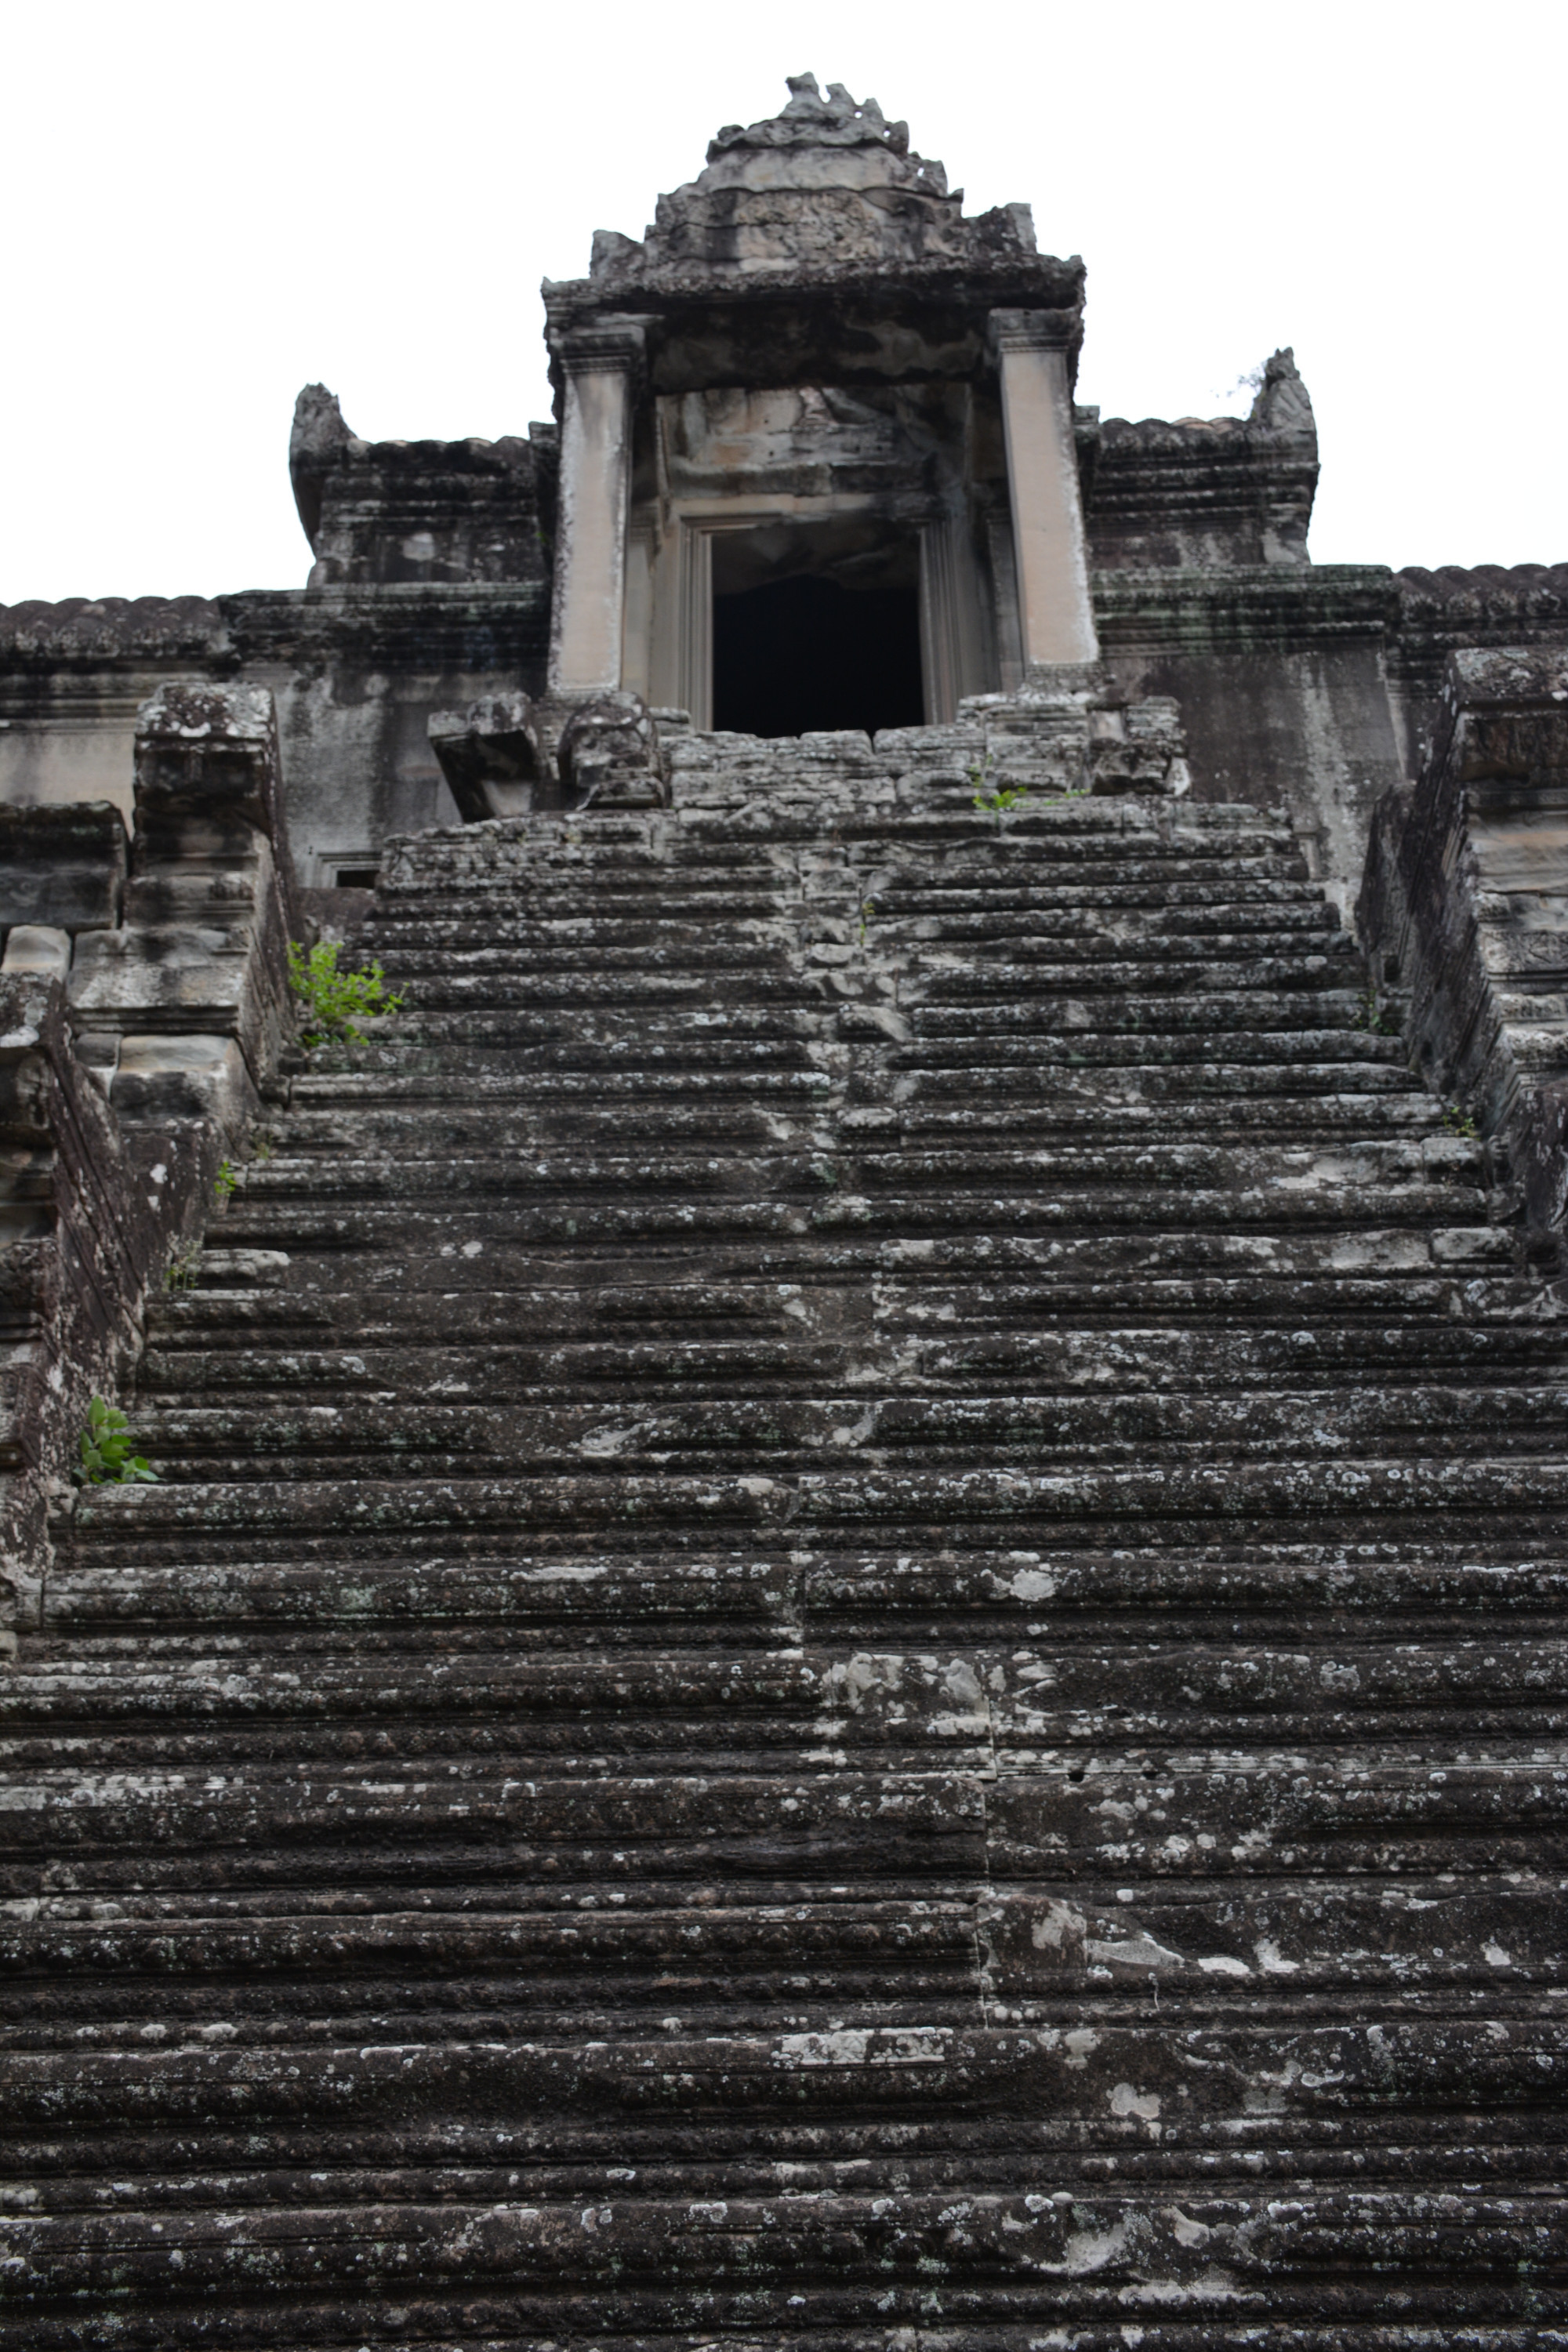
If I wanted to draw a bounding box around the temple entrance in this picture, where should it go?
[709,521,924,738]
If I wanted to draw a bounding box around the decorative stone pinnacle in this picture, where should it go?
[706,71,913,162]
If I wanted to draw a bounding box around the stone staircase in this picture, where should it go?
[5,725,1567,2347]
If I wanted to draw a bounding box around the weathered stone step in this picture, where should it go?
[10,1744,1568,1876]
[244,1135,1481,1187]
[874,901,1342,937]
[42,1541,1568,1637]
[896,1031,1412,1075]
[112,1377,1566,1484]
[257,1094,1450,1160]
[377,956,1367,1015]
[900,1078,1436,1122]
[0,1923,981,2053]
[365,875,1339,938]
[292,1040,832,1086]
[144,1236,1520,1323]
[368,937,1363,996]
[384,971,827,1013]
[905,958,1366,1002]
[64,1455,1568,1560]
[284,1064,842,1109]
[8,1635,1566,1766]
[906,982,1368,1026]
[280,1067,1434,1126]
[136,1321,1567,1400]
[379,851,1321,910]
[367,905,1344,960]
[4,1867,1564,1989]
[0,1762,984,1883]
[290,1026,1410,1081]
[171,1190,1501,1263]
[2,2194,1565,2350]
[385,802,1297,852]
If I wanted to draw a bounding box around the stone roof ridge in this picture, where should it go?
[0,594,226,659]
[1396,560,1568,591]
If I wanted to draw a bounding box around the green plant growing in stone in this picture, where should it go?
[75,1396,158,1487]
[164,1242,202,1293]
[1353,989,1400,1036]
[974,780,1032,814]
[1443,1103,1480,1139]
[858,898,876,947]
[212,1159,238,1204]
[287,940,403,1049]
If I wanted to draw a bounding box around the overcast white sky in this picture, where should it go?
[3,0,1562,605]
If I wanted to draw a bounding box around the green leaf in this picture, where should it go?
[75,1396,157,1486]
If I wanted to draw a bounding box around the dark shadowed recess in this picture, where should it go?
[713,572,924,738]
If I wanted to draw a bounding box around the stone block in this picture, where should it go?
[428,694,541,822]
[133,682,285,843]
[552,692,665,806]
[111,1033,250,1123]
[69,924,259,1028]
[1,926,71,978]
[0,801,127,931]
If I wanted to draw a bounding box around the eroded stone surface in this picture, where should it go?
[2,731,1565,2343]
[1359,645,1568,1266]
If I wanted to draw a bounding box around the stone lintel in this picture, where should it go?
[554,316,652,379]
[987,307,1078,360]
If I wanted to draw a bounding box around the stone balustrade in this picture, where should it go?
[0,683,295,1607]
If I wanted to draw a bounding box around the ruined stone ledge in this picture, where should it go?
[545,253,1083,314]
[1396,560,1568,624]
[0,595,228,667]
[1091,565,1395,652]
[222,583,550,670]
[1391,564,1568,715]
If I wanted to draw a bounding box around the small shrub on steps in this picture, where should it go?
[287,940,403,1049]
[75,1397,158,1487]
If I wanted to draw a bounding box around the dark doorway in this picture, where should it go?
[712,571,924,738]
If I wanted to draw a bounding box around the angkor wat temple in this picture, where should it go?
[2,74,1567,2350]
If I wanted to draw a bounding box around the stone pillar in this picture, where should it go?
[989,310,1099,674]
[920,517,993,723]
[548,320,647,695]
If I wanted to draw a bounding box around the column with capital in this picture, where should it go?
[989,309,1099,677]
[548,319,648,695]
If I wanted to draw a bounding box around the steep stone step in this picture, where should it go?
[12,778,1566,2346]
[108,1380,1568,1483]
[136,1321,1568,1399]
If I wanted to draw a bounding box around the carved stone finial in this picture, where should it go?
[288,386,353,547]
[1249,348,1316,441]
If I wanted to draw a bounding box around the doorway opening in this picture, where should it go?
[710,520,924,739]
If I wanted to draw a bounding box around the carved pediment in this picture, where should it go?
[588,73,1039,285]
